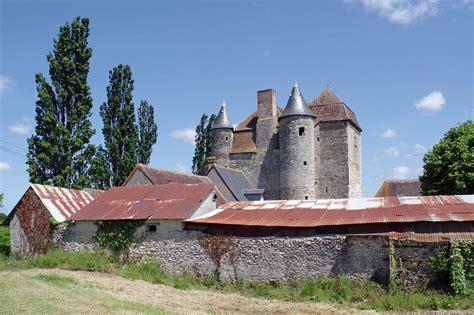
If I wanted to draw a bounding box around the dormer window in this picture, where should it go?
[299,127,305,136]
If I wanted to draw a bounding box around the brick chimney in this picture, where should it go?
[257,89,277,119]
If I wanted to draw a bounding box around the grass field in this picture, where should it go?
[0,271,170,314]
[1,250,473,313]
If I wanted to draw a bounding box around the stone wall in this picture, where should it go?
[61,227,390,282]
[347,123,362,198]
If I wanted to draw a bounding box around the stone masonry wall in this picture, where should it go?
[61,228,390,282]
[347,123,362,198]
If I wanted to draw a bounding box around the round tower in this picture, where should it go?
[211,100,233,160]
[279,82,316,200]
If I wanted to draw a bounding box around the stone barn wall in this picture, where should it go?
[61,226,390,282]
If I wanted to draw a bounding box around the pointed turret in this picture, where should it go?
[212,100,233,130]
[280,82,315,119]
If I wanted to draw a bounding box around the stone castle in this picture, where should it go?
[209,83,362,200]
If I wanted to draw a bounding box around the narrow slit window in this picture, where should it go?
[317,137,320,142]
[299,127,305,136]
[225,136,229,142]
[303,161,307,166]
[325,187,328,193]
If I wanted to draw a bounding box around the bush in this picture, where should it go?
[0,226,10,257]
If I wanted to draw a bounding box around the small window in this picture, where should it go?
[325,187,328,193]
[146,225,157,232]
[304,196,309,200]
[303,161,307,166]
[317,137,320,142]
[225,136,229,142]
[299,127,305,136]
[212,193,218,202]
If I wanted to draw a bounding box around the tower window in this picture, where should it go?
[325,187,328,193]
[303,161,307,166]
[225,136,229,142]
[299,127,305,136]
[304,196,309,200]
[317,137,320,142]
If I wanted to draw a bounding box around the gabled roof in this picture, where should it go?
[308,87,361,131]
[188,195,474,228]
[375,179,421,197]
[207,165,255,201]
[122,164,210,186]
[5,184,103,224]
[70,183,215,221]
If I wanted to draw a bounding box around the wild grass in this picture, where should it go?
[1,249,472,311]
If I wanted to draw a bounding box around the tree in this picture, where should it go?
[97,65,157,187]
[137,100,158,164]
[0,192,5,224]
[27,17,96,189]
[192,113,216,175]
[420,121,473,195]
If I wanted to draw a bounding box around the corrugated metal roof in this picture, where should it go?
[70,183,215,221]
[187,195,474,228]
[30,184,103,222]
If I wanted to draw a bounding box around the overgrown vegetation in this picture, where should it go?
[192,113,216,175]
[0,226,10,257]
[94,220,144,261]
[430,241,473,295]
[0,249,472,311]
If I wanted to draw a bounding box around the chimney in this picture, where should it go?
[257,89,277,119]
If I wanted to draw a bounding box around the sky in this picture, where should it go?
[0,0,473,213]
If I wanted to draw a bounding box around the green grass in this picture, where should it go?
[0,271,171,314]
[1,249,472,311]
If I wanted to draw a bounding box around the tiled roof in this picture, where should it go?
[122,164,227,206]
[210,165,255,201]
[188,195,474,228]
[308,87,361,131]
[375,179,421,197]
[70,183,215,221]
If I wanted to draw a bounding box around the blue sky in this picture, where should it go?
[0,0,472,212]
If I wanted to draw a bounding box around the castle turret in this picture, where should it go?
[279,82,316,200]
[211,100,233,160]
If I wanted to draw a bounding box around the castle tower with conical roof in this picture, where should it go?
[279,83,316,200]
[211,101,233,161]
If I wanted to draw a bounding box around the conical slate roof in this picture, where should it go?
[212,100,233,130]
[280,82,315,119]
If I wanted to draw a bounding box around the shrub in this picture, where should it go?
[0,226,10,257]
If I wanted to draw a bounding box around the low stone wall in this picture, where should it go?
[61,225,390,282]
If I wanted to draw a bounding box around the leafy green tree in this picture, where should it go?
[27,17,96,189]
[0,192,5,224]
[420,121,474,195]
[97,65,157,187]
[192,113,216,175]
[137,100,158,164]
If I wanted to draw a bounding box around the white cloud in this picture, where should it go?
[404,153,415,159]
[0,162,12,171]
[393,165,412,178]
[8,122,32,135]
[415,91,446,112]
[346,0,440,25]
[170,128,196,145]
[413,144,428,154]
[172,162,189,173]
[0,74,15,96]
[382,128,398,138]
[384,146,400,157]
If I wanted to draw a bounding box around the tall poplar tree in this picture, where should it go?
[97,65,158,187]
[192,113,216,175]
[27,17,96,189]
[137,100,158,164]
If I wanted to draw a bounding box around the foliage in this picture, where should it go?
[137,100,158,165]
[0,213,5,225]
[192,113,216,175]
[94,65,158,188]
[27,17,96,189]
[0,226,10,257]
[420,121,474,195]
[429,241,473,295]
[199,234,237,279]
[1,250,473,311]
[94,220,144,260]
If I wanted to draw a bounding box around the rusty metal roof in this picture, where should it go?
[30,184,103,222]
[187,195,474,228]
[70,183,215,221]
